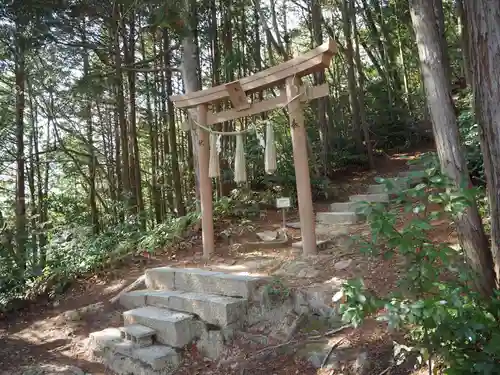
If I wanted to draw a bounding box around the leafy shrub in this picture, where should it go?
[334,163,500,373]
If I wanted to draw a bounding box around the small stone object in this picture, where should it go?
[334,259,353,270]
[62,309,81,322]
[256,230,278,242]
[297,268,320,278]
[286,222,301,229]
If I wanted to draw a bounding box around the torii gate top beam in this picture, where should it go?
[170,39,337,109]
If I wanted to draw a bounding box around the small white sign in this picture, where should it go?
[276,197,291,209]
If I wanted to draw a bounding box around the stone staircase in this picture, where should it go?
[316,164,426,226]
[88,267,270,375]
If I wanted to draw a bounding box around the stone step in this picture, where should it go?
[89,328,181,374]
[123,306,199,348]
[398,171,426,187]
[291,239,331,250]
[349,193,390,203]
[329,201,361,213]
[120,290,247,327]
[119,324,155,347]
[316,211,362,225]
[408,163,423,171]
[367,180,407,195]
[366,184,386,194]
[145,267,268,300]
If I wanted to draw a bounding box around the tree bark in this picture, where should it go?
[456,0,472,85]
[353,2,375,170]
[14,20,26,272]
[410,0,495,297]
[464,0,500,287]
[342,0,362,152]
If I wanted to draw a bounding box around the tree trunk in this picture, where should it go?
[125,14,145,228]
[353,2,375,170]
[14,21,26,273]
[112,4,132,213]
[410,0,495,297]
[164,29,186,216]
[83,25,100,234]
[432,0,451,87]
[464,0,500,287]
[181,0,202,208]
[342,0,362,152]
[456,0,472,85]
[311,0,329,174]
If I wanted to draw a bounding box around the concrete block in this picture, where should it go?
[349,193,390,203]
[398,170,426,184]
[366,184,386,194]
[119,324,155,347]
[145,267,268,300]
[123,306,198,348]
[196,330,225,360]
[88,328,181,375]
[133,345,181,370]
[148,291,247,327]
[145,267,175,290]
[408,164,423,171]
[316,212,362,225]
[329,201,362,213]
[119,290,149,310]
[286,221,301,229]
[89,328,122,355]
[102,350,179,375]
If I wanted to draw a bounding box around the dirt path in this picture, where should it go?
[0,148,453,375]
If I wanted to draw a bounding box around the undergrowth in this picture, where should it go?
[335,156,500,374]
[0,189,271,312]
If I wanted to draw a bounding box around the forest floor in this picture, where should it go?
[0,146,455,375]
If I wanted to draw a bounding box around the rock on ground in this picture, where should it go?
[19,364,86,375]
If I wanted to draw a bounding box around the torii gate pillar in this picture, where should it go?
[286,76,317,256]
[196,104,215,258]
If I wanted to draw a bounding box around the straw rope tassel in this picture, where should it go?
[234,134,247,183]
[208,133,220,178]
[264,121,277,174]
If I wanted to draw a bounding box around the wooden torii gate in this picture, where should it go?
[170,39,337,257]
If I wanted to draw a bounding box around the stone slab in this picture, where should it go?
[398,170,426,183]
[145,267,176,290]
[366,184,386,194]
[329,201,361,213]
[119,290,149,310]
[408,164,423,171]
[133,345,181,370]
[141,290,247,326]
[255,230,278,242]
[89,328,123,356]
[286,221,301,229]
[145,267,268,300]
[123,306,198,348]
[316,212,362,225]
[196,330,225,360]
[349,193,390,203]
